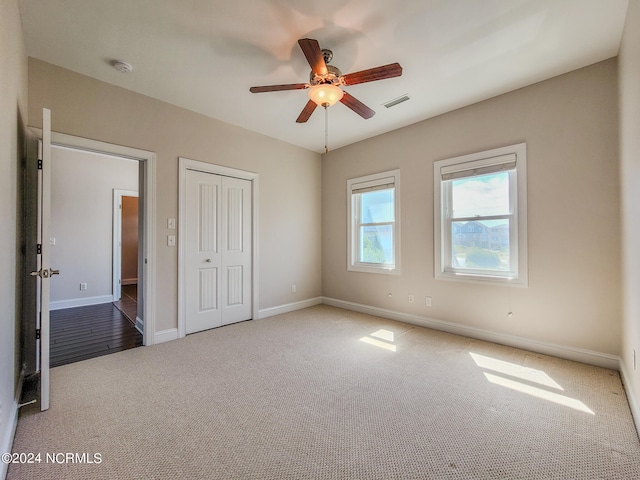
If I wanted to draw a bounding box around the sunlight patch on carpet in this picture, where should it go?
[360,329,397,351]
[470,352,594,415]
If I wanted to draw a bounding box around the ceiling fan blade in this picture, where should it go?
[250,83,308,93]
[340,92,375,119]
[342,63,403,86]
[296,100,318,123]
[298,38,328,76]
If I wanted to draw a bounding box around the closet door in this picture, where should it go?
[185,170,251,334]
[220,176,252,325]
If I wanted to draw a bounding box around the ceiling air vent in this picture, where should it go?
[383,94,410,109]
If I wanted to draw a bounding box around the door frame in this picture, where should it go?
[113,189,139,302]
[178,157,259,338]
[32,129,157,346]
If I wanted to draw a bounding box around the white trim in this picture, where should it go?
[258,297,324,319]
[434,143,528,287]
[0,366,23,479]
[178,157,259,338]
[347,169,401,275]
[50,295,114,310]
[34,130,157,347]
[112,189,138,301]
[154,328,178,344]
[322,297,619,370]
[0,399,18,480]
[135,316,144,334]
[619,360,640,439]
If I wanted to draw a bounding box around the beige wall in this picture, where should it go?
[619,0,640,424]
[50,147,138,305]
[29,58,322,332]
[322,58,620,356]
[0,0,28,468]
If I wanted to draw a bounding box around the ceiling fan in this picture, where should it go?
[250,38,403,123]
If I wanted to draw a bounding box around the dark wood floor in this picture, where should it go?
[50,302,142,367]
[113,284,138,325]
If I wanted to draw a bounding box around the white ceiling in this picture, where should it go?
[18,0,629,153]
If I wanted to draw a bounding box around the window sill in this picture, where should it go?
[436,270,527,287]
[348,264,400,275]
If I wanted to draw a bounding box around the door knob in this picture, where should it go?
[30,268,60,278]
[205,258,212,263]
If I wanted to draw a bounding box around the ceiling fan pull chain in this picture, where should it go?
[324,104,329,153]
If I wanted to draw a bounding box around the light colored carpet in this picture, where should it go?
[8,305,640,479]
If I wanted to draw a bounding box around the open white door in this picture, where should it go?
[33,108,56,411]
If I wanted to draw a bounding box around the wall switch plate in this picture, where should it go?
[49,237,56,245]
[80,283,87,291]
[425,296,432,307]
[168,218,176,229]
[291,284,297,293]
[167,235,176,247]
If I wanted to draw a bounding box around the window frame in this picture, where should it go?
[434,144,528,286]
[347,169,401,275]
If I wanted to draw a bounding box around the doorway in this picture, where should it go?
[113,190,140,329]
[45,132,157,348]
[48,147,141,365]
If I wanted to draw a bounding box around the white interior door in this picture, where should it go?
[35,108,54,411]
[185,170,251,334]
[220,175,252,325]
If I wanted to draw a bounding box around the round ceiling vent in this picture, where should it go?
[112,60,133,74]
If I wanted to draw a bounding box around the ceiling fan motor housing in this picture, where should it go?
[310,64,343,86]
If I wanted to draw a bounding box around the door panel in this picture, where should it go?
[38,108,52,411]
[185,170,251,333]
[221,176,251,325]
[186,170,221,333]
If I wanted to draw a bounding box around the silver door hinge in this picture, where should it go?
[35,329,41,340]
[37,244,42,254]
[37,159,43,170]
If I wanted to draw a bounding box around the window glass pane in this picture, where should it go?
[451,172,509,218]
[451,220,510,271]
[360,188,394,223]
[359,225,394,264]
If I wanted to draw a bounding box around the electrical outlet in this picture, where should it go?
[167,235,176,247]
[425,296,432,307]
[80,283,87,291]
[291,284,297,293]
[408,294,414,304]
[167,218,176,229]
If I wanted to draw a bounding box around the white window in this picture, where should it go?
[348,169,400,274]
[434,144,527,286]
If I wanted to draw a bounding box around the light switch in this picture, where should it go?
[168,218,176,229]
[167,235,176,247]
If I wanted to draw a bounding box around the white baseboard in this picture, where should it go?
[154,328,178,345]
[0,399,18,480]
[258,297,323,319]
[135,317,143,335]
[122,278,137,286]
[322,297,620,370]
[50,295,114,311]
[619,360,640,439]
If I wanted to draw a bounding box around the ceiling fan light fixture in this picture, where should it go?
[308,84,344,107]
